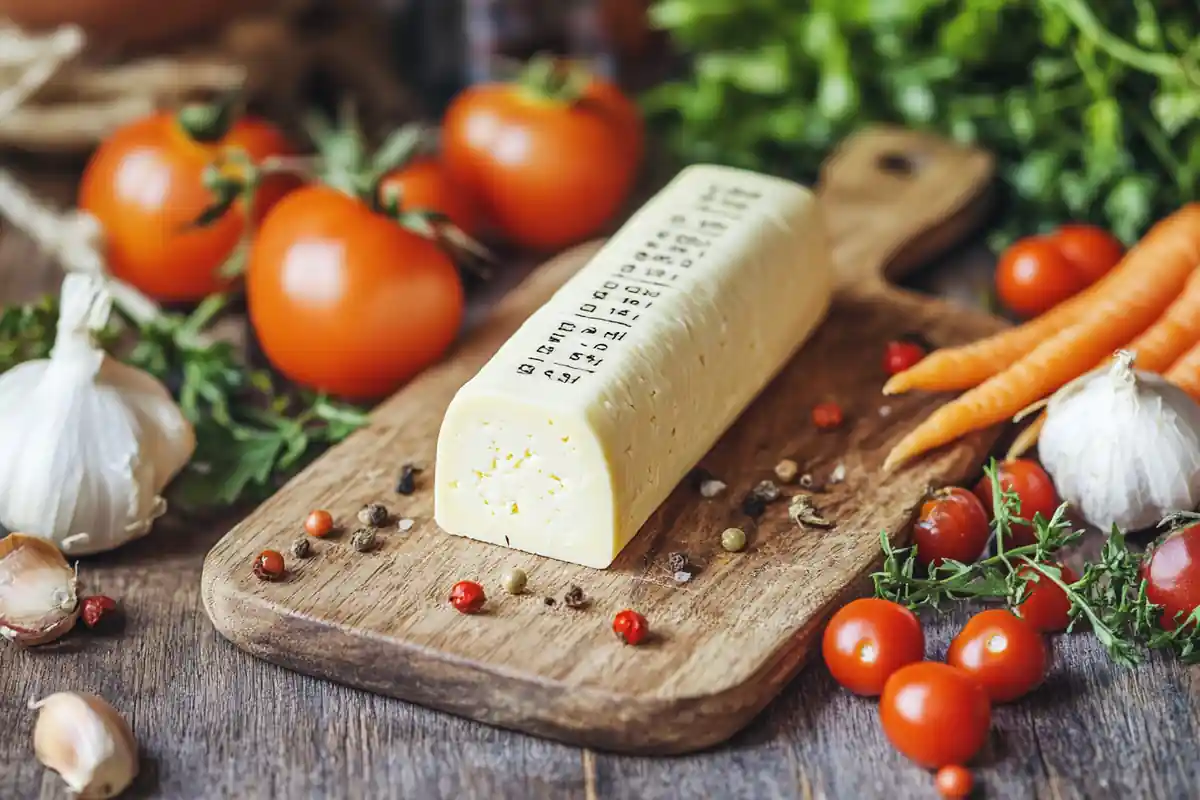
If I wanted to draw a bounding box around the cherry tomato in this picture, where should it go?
[947,609,1047,703]
[1143,523,1200,630]
[913,487,990,567]
[80,109,296,302]
[822,598,924,696]
[246,185,464,400]
[1014,563,1078,632]
[935,765,974,799]
[884,339,926,376]
[994,236,1087,318]
[442,59,642,251]
[377,156,484,240]
[1052,224,1124,283]
[973,460,1061,547]
[879,662,991,769]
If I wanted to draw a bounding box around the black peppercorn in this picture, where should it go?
[667,552,688,573]
[563,585,587,609]
[742,495,767,518]
[395,463,419,495]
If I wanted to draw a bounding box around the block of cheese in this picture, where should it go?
[434,164,834,568]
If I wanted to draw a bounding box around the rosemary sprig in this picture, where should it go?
[873,459,1200,666]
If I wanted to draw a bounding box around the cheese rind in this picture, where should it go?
[434,165,834,568]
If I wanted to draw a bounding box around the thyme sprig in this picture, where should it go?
[873,459,1200,666]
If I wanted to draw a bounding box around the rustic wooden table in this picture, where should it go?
[1,169,1197,800]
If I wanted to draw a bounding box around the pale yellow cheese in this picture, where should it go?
[434,164,834,568]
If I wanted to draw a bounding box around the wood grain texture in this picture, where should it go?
[200,127,1006,754]
[2,166,1199,799]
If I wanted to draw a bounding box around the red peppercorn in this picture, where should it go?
[304,509,334,538]
[612,609,649,645]
[80,595,118,628]
[884,339,926,376]
[450,580,486,614]
[253,550,287,581]
[812,401,844,430]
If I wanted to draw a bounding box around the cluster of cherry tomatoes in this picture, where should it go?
[78,59,643,400]
[994,224,1124,318]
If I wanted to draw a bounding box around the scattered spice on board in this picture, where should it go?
[613,609,649,645]
[397,518,415,532]
[543,597,557,607]
[563,585,588,609]
[290,537,312,559]
[721,527,747,552]
[699,478,727,498]
[829,463,847,484]
[799,473,814,488]
[450,580,486,614]
[501,568,527,595]
[253,550,286,581]
[884,339,927,376]
[752,480,781,503]
[742,495,767,518]
[673,571,693,583]
[80,596,117,629]
[357,503,388,527]
[879,405,892,418]
[774,459,799,484]
[812,401,844,430]
[667,552,689,573]
[304,509,334,538]
[350,527,377,552]
[789,494,832,528]
[395,463,421,495]
[688,467,714,489]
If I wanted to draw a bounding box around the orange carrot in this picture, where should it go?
[1006,264,1200,458]
[1165,341,1200,401]
[883,205,1200,396]
[884,205,1200,470]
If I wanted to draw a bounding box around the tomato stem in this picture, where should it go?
[177,89,241,144]
[518,52,592,104]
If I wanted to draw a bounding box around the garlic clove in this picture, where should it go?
[31,691,139,799]
[0,533,79,646]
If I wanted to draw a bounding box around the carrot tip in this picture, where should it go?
[881,376,906,396]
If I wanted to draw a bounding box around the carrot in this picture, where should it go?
[1165,341,1200,401]
[884,204,1200,470]
[1006,264,1200,458]
[883,205,1200,396]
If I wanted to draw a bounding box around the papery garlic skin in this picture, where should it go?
[31,692,138,799]
[0,275,195,555]
[1040,350,1200,531]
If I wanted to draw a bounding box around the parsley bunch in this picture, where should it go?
[873,461,1200,666]
[0,294,368,509]
[646,1,1200,248]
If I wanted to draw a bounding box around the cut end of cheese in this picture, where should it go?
[435,164,835,568]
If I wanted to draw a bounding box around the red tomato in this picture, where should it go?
[246,185,464,400]
[994,236,1087,318]
[935,765,974,799]
[1014,563,1078,632]
[442,63,642,251]
[822,598,924,696]
[913,487,991,567]
[1143,523,1200,630]
[884,339,926,376]
[974,460,1061,547]
[80,110,296,302]
[377,157,484,240]
[947,609,1047,703]
[1052,224,1124,283]
[879,662,991,768]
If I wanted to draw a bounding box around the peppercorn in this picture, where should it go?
[741,495,766,518]
[563,584,587,609]
[290,537,313,559]
[884,339,926,376]
[395,463,420,495]
[358,503,388,527]
[501,568,527,595]
[304,509,334,538]
[774,459,799,484]
[450,580,486,613]
[721,527,747,552]
[80,595,118,628]
[397,518,415,532]
[543,597,557,607]
[751,479,781,503]
[612,609,649,645]
[667,552,689,573]
[350,527,377,552]
[253,550,286,581]
[789,494,833,528]
[812,401,844,429]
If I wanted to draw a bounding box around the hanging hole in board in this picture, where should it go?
[876,152,918,176]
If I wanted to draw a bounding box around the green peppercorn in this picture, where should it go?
[501,568,528,595]
[721,527,747,552]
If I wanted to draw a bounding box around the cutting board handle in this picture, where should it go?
[818,126,995,290]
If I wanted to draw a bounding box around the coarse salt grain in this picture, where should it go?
[879,405,892,418]
[673,571,693,583]
[830,463,847,483]
[699,479,727,498]
[397,518,415,531]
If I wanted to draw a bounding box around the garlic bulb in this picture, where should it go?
[31,691,139,799]
[0,533,79,646]
[0,274,194,554]
[1040,350,1200,531]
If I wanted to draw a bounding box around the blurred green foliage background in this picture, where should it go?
[643,0,1200,248]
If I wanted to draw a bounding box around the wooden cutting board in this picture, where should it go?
[201,126,1006,755]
